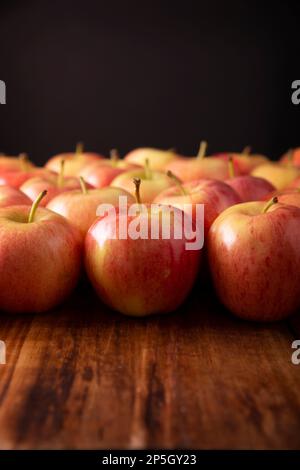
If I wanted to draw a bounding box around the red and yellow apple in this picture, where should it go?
[251,162,300,190]
[0,185,32,208]
[125,147,179,171]
[45,142,103,177]
[214,146,268,175]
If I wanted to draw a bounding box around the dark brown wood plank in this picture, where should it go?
[0,281,299,450]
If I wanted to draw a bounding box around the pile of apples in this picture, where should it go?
[1,142,300,322]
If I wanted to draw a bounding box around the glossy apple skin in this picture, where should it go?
[0,206,82,313]
[214,153,268,175]
[0,185,32,208]
[45,152,103,177]
[280,148,300,167]
[154,179,241,236]
[47,187,135,239]
[0,156,35,173]
[111,169,174,202]
[226,175,275,202]
[286,175,300,190]
[20,175,83,206]
[251,163,300,190]
[125,148,179,171]
[79,160,140,188]
[166,156,229,182]
[208,201,300,321]
[85,206,201,316]
[0,168,52,189]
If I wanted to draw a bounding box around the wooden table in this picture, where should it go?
[0,279,299,450]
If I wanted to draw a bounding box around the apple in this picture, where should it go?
[214,146,268,175]
[110,159,174,202]
[165,141,229,182]
[45,142,103,177]
[280,148,300,167]
[154,174,241,235]
[0,152,35,173]
[47,177,135,238]
[85,178,201,316]
[125,147,179,171]
[262,189,300,209]
[0,190,82,313]
[251,162,300,190]
[208,197,300,321]
[225,156,275,201]
[0,166,53,189]
[20,160,83,206]
[0,185,32,208]
[286,175,300,190]
[79,149,140,188]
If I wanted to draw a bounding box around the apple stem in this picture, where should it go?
[144,158,152,180]
[133,178,142,204]
[242,145,251,155]
[28,190,47,223]
[57,159,65,188]
[19,153,29,172]
[76,142,84,155]
[110,149,119,166]
[79,176,88,195]
[262,196,278,214]
[166,170,188,195]
[196,140,207,160]
[228,155,235,178]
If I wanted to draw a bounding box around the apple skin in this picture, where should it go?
[251,163,300,190]
[79,160,140,188]
[0,155,35,173]
[85,206,201,316]
[0,185,32,208]
[0,168,52,189]
[286,175,300,190]
[45,151,103,177]
[154,179,241,236]
[208,201,300,321]
[214,152,268,175]
[20,174,83,207]
[125,148,180,171]
[47,187,135,239]
[226,175,275,202]
[280,148,300,167]
[165,156,229,182]
[0,205,82,313]
[111,168,174,202]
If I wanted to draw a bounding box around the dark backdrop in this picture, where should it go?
[0,0,299,165]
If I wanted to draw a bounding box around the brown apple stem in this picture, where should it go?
[262,196,278,214]
[110,149,119,166]
[76,142,84,155]
[166,170,188,195]
[196,140,207,160]
[228,156,235,178]
[242,145,251,155]
[19,153,29,172]
[144,158,152,180]
[57,159,65,188]
[133,178,142,204]
[79,176,88,195]
[28,190,47,223]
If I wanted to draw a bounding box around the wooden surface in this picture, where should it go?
[0,279,300,450]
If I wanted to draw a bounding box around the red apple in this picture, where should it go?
[125,147,179,171]
[280,148,300,167]
[165,141,230,182]
[0,185,32,208]
[214,147,268,175]
[0,153,35,173]
[47,177,135,238]
[208,197,300,321]
[20,160,83,206]
[0,191,82,313]
[111,159,174,202]
[154,175,241,236]
[79,149,140,188]
[85,179,201,316]
[225,156,275,201]
[45,142,103,177]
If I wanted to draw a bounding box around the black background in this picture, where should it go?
[0,0,299,165]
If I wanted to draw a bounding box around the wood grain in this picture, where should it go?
[0,280,300,450]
